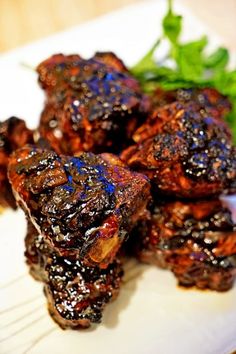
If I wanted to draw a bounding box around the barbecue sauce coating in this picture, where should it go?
[0,117,34,209]
[133,198,236,291]
[37,52,150,154]
[25,221,123,329]
[8,146,150,268]
[121,100,235,198]
[151,87,232,119]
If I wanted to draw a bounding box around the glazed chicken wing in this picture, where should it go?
[37,52,150,154]
[133,198,236,291]
[8,146,150,268]
[122,100,235,198]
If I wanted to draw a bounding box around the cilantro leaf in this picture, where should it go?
[174,36,208,80]
[162,0,182,44]
[204,47,229,69]
[131,38,161,75]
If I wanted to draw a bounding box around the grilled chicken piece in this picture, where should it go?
[0,117,34,209]
[37,52,127,96]
[37,52,150,154]
[151,88,232,119]
[25,221,123,329]
[133,198,236,291]
[93,52,129,72]
[37,53,82,95]
[9,146,150,268]
[122,100,235,198]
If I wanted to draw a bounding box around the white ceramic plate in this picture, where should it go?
[0,1,236,353]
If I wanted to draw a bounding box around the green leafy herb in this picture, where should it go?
[131,1,236,143]
[131,38,161,74]
[162,0,182,45]
[204,47,229,69]
[174,36,208,80]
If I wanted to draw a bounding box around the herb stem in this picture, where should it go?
[168,0,173,12]
[131,38,162,73]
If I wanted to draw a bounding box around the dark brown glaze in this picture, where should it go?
[25,221,123,329]
[37,53,82,94]
[121,101,235,198]
[151,87,232,119]
[133,198,236,291]
[0,117,34,209]
[93,52,128,72]
[37,52,150,154]
[9,146,150,268]
[25,220,50,281]
[134,88,232,144]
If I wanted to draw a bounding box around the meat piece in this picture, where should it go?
[151,87,231,120]
[25,220,50,281]
[9,146,150,268]
[122,101,235,198]
[37,52,134,100]
[93,52,128,72]
[25,221,123,329]
[134,88,232,144]
[133,198,236,291]
[37,52,150,154]
[39,91,146,155]
[150,88,178,108]
[0,117,34,209]
[37,53,82,94]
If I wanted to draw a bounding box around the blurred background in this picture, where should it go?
[0,0,235,53]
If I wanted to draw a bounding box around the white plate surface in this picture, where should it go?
[0,1,236,353]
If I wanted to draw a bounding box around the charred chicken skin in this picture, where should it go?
[37,52,150,154]
[8,146,150,268]
[134,198,236,291]
[122,100,235,198]
[0,117,34,209]
[25,221,123,329]
[151,87,232,119]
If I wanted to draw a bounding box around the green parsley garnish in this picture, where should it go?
[131,0,236,142]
